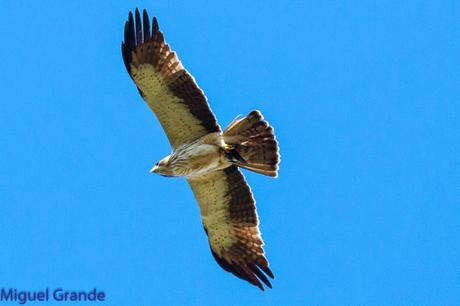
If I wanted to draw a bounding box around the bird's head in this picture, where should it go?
[150,155,176,177]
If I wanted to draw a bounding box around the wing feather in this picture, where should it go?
[122,9,220,148]
[188,166,274,290]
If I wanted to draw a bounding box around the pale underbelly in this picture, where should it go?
[171,143,230,177]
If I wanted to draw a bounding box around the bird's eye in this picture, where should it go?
[156,162,159,166]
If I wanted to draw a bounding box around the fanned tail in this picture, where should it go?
[223,110,280,177]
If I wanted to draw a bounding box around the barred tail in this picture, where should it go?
[223,110,280,177]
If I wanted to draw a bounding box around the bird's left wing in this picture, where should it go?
[122,9,220,148]
[188,165,274,290]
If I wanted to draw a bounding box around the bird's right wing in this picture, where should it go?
[187,165,274,290]
[122,9,221,148]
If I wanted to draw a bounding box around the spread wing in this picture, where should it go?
[122,9,220,148]
[188,165,274,290]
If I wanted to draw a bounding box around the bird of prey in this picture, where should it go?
[121,9,280,290]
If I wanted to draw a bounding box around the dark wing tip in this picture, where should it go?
[142,9,150,42]
[256,256,275,279]
[121,42,131,77]
[250,264,272,289]
[122,9,160,77]
[121,12,134,76]
[128,11,134,43]
[135,8,142,46]
[128,10,134,23]
[152,16,159,33]
[208,244,273,291]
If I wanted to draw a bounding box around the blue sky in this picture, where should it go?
[0,1,459,305]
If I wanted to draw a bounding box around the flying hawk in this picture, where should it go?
[121,9,280,290]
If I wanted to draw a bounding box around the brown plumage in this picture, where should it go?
[122,9,219,148]
[122,9,280,290]
[223,110,280,177]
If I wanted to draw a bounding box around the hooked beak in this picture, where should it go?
[150,165,158,173]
